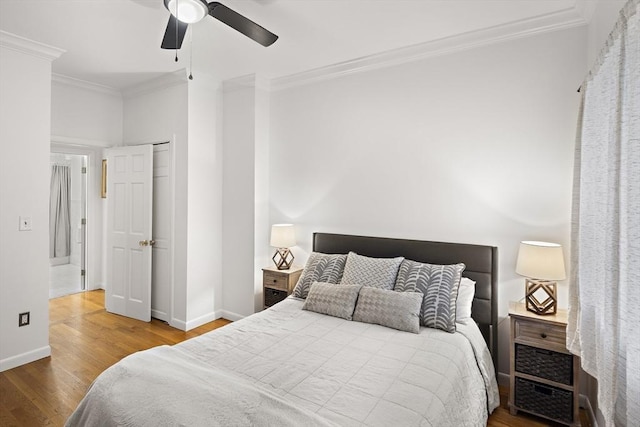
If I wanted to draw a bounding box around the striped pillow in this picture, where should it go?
[394,259,465,333]
[293,252,347,299]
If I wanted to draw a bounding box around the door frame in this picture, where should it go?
[51,139,177,326]
[50,141,103,291]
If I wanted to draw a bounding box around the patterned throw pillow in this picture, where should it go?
[292,252,347,299]
[394,260,465,333]
[340,252,404,289]
[302,282,362,320]
[352,287,422,333]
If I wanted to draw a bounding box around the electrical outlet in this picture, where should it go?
[19,216,32,231]
[19,312,30,327]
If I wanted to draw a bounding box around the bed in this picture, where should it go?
[66,232,500,427]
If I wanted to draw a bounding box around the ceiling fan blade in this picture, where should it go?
[161,15,189,49]
[208,2,278,47]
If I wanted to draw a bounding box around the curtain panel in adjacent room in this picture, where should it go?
[49,164,71,259]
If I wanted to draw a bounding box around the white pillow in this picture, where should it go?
[456,277,476,323]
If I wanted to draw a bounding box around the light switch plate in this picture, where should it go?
[19,216,32,231]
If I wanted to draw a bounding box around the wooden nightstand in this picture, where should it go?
[509,303,580,426]
[262,266,303,309]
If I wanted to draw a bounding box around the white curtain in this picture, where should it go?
[49,164,71,259]
[567,0,639,426]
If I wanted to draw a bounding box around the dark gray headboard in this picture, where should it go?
[313,232,498,368]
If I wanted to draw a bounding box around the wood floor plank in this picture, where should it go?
[0,290,589,426]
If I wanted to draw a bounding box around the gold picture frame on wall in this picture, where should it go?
[101,159,107,198]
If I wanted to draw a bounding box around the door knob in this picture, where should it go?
[139,240,149,246]
[149,240,156,246]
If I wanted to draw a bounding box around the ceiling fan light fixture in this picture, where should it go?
[164,0,208,24]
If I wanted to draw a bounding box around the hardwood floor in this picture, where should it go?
[0,290,230,426]
[1,290,590,426]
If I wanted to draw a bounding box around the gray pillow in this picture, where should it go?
[340,252,404,289]
[302,282,362,320]
[352,287,422,333]
[394,259,465,333]
[293,252,347,299]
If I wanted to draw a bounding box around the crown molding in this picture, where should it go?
[122,69,187,99]
[223,74,271,93]
[271,7,587,91]
[51,135,115,148]
[223,74,256,92]
[52,73,121,97]
[0,30,64,62]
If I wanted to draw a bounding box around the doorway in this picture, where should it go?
[49,153,87,299]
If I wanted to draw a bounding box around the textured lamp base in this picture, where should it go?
[525,279,557,315]
[272,248,294,270]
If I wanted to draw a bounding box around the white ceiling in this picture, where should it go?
[0,0,591,90]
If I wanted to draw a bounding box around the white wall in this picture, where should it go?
[269,25,587,377]
[0,33,63,371]
[185,74,223,326]
[51,77,122,146]
[222,77,259,319]
[123,75,187,146]
[221,75,271,319]
[253,79,271,312]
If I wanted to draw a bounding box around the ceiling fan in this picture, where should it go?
[161,0,278,49]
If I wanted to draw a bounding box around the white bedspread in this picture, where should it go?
[67,298,499,426]
[66,345,337,427]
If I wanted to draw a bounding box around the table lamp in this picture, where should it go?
[515,241,566,315]
[270,224,295,270]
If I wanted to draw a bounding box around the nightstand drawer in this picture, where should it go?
[514,317,566,348]
[515,377,573,424]
[263,272,288,290]
[515,344,573,385]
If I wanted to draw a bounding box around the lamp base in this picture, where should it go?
[272,248,294,270]
[525,278,557,315]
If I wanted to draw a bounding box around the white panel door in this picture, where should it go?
[151,144,172,322]
[105,145,153,322]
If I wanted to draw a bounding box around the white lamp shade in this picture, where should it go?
[270,224,296,248]
[165,0,208,23]
[516,241,566,280]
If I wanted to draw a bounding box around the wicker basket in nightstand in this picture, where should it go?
[508,303,581,426]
